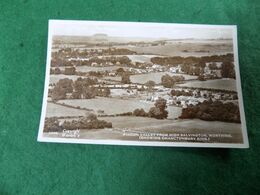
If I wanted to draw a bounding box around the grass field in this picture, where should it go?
[78,65,121,72]
[58,97,182,119]
[130,72,197,84]
[177,78,237,91]
[104,72,197,84]
[46,102,89,117]
[58,97,152,115]
[44,117,243,143]
[120,39,233,57]
[49,74,84,84]
[126,55,160,63]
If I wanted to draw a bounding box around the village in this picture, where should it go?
[45,41,239,124]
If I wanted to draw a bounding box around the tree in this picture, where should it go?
[209,62,218,70]
[72,91,81,99]
[145,80,155,91]
[87,113,98,121]
[54,67,61,74]
[51,85,67,101]
[148,98,168,119]
[73,77,98,98]
[121,73,131,84]
[102,88,111,97]
[44,117,62,132]
[221,62,235,78]
[194,67,201,76]
[56,78,73,93]
[116,67,125,76]
[133,108,148,117]
[118,56,131,64]
[82,87,96,99]
[180,64,190,74]
[198,75,206,81]
[161,74,175,88]
[51,78,73,101]
[172,75,185,82]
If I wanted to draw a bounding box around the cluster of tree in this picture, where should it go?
[50,67,76,75]
[51,77,110,101]
[171,89,193,96]
[51,51,132,67]
[111,99,168,119]
[88,71,104,77]
[161,74,185,88]
[72,86,96,99]
[128,61,151,69]
[99,48,136,55]
[133,108,149,117]
[208,62,219,70]
[62,114,112,130]
[72,77,110,99]
[133,98,168,119]
[88,56,131,65]
[43,117,62,132]
[149,98,168,119]
[70,48,136,56]
[198,75,206,81]
[50,67,62,74]
[116,67,126,76]
[151,54,234,66]
[179,100,240,123]
[51,78,74,101]
[44,114,112,132]
[51,57,74,67]
[180,63,205,76]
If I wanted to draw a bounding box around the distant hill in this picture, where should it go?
[93,33,108,37]
[52,35,163,45]
[52,35,231,46]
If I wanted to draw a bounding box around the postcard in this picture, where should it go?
[38,20,249,148]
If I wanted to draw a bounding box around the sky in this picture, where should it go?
[49,20,235,40]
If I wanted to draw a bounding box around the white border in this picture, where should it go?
[37,20,249,148]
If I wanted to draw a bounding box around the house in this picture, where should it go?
[169,65,183,73]
[91,62,98,66]
[200,90,209,98]
[108,72,116,76]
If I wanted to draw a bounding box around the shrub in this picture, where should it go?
[133,109,148,117]
[161,74,175,88]
[121,73,131,84]
[148,98,168,119]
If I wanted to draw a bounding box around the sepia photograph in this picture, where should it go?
[38,20,248,148]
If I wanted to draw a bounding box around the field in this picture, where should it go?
[104,72,197,84]
[126,55,160,63]
[130,72,197,84]
[49,75,84,84]
[46,102,89,117]
[58,97,182,119]
[103,116,241,133]
[44,117,243,143]
[120,39,233,57]
[58,65,122,72]
[177,78,237,91]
